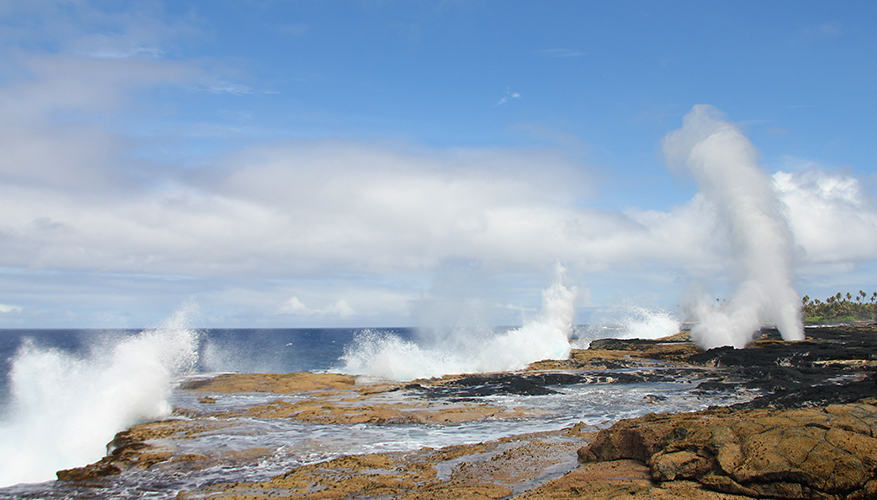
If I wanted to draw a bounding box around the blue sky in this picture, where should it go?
[0,1,875,328]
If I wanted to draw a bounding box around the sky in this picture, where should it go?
[0,0,875,329]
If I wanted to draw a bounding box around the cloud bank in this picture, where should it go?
[0,3,875,327]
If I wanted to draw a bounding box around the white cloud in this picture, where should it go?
[774,170,877,267]
[0,1,202,59]
[497,89,522,106]
[4,113,872,290]
[0,304,22,314]
[68,33,165,59]
[0,4,874,327]
[204,81,255,95]
[281,296,308,313]
[279,297,355,318]
[327,300,356,317]
[1,57,873,326]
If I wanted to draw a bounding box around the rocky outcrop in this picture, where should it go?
[56,429,174,483]
[55,324,877,499]
[576,400,877,499]
[687,325,877,410]
[55,418,225,483]
[586,324,877,411]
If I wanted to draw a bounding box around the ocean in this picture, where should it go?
[0,319,749,499]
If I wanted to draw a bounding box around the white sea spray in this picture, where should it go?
[341,264,576,380]
[573,302,681,349]
[0,307,200,487]
[663,105,804,348]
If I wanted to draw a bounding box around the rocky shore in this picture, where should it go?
[56,324,877,499]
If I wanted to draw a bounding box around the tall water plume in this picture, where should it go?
[341,264,575,380]
[663,105,804,348]
[0,307,200,487]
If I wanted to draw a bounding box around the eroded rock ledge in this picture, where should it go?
[572,401,877,500]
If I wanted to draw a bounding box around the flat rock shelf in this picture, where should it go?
[39,324,877,500]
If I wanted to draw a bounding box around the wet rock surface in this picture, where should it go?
[55,418,233,487]
[417,369,698,398]
[685,325,877,410]
[186,426,592,500]
[52,324,877,500]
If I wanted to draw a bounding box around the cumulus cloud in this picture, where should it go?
[0,4,875,327]
[280,297,355,317]
[2,113,873,293]
[774,169,877,267]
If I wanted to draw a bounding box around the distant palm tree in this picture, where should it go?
[802,290,877,322]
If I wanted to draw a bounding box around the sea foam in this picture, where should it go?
[0,309,199,487]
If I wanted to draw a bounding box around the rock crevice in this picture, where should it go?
[577,401,877,499]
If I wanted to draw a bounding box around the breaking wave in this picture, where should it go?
[0,308,200,487]
[341,265,576,380]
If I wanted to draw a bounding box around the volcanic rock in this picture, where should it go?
[577,400,877,499]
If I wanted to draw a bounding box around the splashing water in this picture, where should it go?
[577,303,681,348]
[663,105,804,349]
[616,304,680,340]
[0,307,200,487]
[341,265,576,380]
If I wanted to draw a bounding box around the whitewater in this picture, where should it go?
[0,273,723,498]
[0,105,806,497]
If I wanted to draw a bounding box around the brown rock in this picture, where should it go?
[515,460,653,498]
[56,462,121,482]
[514,460,752,499]
[180,372,357,393]
[55,438,171,482]
[577,401,877,498]
[651,450,714,481]
[697,472,759,497]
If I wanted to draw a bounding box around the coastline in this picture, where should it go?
[54,324,877,499]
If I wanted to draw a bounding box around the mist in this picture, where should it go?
[340,264,576,380]
[663,105,804,348]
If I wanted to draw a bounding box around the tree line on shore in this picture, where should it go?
[801,291,877,323]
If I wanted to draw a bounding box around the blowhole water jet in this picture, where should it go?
[663,105,804,348]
